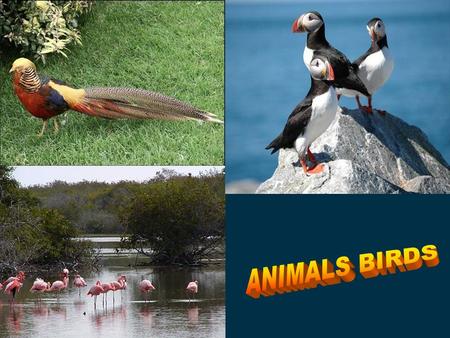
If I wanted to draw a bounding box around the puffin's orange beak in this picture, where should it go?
[369,26,376,41]
[292,15,304,32]
[326,62,335,81]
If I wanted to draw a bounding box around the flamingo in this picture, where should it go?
[48,268,69,301]
[100,282,115,307]
[87,281,104,309]
[3,271,26,305]
[110,275,127,303]
[2,271,25,286]
[30,278,50,302]
[139,279,156,302]
[73,274,87,296]
[186,280,198,302]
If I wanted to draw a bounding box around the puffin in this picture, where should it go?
[292,11,370,99]
[266,52,338,174]
[337,18,394,114]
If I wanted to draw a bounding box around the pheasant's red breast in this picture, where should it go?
[13,74,58,120]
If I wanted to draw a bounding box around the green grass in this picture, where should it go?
[0,1,224,165]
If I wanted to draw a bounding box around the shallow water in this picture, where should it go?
[0,264,225,338]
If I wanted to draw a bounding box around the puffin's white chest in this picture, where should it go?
[303,46,314,71]
[295,87,338,153]
[358,47,394,94]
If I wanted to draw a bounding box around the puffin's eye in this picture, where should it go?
[315,60,319,67]
[308,15,312,20]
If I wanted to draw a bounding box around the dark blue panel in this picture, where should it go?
[226,195,449,337]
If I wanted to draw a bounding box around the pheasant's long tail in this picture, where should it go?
[71,87,223,123]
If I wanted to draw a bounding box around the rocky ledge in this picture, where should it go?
[256,108,450,194]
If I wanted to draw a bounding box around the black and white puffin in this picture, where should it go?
[292,11,370,99]
[337,18,394,114]
[266,52,338,175]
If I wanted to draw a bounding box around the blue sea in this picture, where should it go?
[226,0,450,184]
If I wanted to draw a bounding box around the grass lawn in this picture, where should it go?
[0,1,224,165]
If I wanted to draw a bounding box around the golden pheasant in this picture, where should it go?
[9,58,223,136]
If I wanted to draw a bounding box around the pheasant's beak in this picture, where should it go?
[9,66,15,73]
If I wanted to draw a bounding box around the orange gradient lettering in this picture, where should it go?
[245,245,439,299]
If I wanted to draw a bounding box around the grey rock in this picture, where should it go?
[257,108,450,194]
[226,180,260,194]
[402,176,450,194]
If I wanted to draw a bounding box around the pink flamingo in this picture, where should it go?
[139,279,156,302]
[48,268,69,301]
[87,281,104,309]
[30,278,50,302]
[2,271,25,286]
[186,280,198,302]
[3,271,26,304]
[110,275,127,302]
[73,274,87,296]
[100,282,115,307]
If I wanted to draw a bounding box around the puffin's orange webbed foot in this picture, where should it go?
[375,109,386,116]
[300,159,325,175]
[360,105,373,114]
[307,163,325,174]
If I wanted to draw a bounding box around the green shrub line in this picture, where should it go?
[0,165,98,276]
[0,0,92,62]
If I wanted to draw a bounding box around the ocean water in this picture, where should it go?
[226,0,450,184]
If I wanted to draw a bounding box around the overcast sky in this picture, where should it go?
[12,166,223,187]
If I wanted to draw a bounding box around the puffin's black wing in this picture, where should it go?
[266,98,313,154]
[321,46,352,79]
[337,67,370,97]
[322,46,370,97]
[353,45,378,68]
